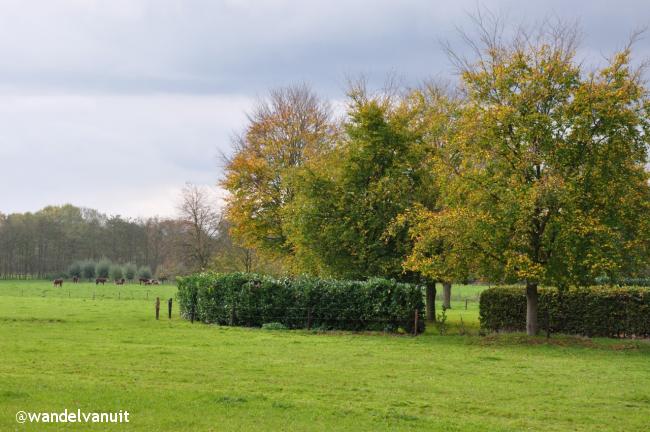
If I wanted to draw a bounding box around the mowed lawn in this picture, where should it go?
[0,281,649,431]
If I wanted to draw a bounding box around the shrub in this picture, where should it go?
[479,286,650,338]
[68,261,82,278]
[124,263,137,281]
[594,276,650,287]
[262,322,288,330]
[177,272,425,333]
[95,258,112,279]
[138,266,152,280]
[82,260,96,280]
[110,265,123,280]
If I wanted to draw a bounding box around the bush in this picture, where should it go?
[82,260,96,280]
[262,322,288,330]
[479,286,650,338]
[594,276,650,287]
[138,266,152,280]
[124,263,137,281]
[177,272,425,333]
[68,261,82,278]
[110,265,123,280]
[95,258,112,279]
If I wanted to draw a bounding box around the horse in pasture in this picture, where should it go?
[95,277,107,285]
[115,278,125,285]
[53,278,63,287]
[72,276,79,283]
[139,277,149,285]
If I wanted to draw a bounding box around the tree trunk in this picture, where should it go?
[526,282,539,336]
[426,282,436,322]
[442,282,452,310]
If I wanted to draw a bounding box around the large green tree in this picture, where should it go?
[285,86,441,286]
[407,25,650,335]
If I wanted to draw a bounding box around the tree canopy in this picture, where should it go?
[221,84,336,264]
[284,85,441,280]
[404,22,650,333]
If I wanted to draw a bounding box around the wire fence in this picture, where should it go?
[0,287,176,302]
[178,303,424,333]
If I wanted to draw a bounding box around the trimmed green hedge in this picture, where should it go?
[594,276,650,287]
[479,286,650,337]
[177,272,425,333]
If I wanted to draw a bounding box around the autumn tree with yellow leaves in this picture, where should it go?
[221,84,337,268]
[405,19,650,334]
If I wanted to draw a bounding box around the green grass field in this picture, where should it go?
[1,280,649,431]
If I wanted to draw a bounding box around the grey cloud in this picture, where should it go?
[0,0,645,96]
[0,0,647,217]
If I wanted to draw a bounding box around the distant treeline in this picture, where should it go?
[0,205,185,279]
[0,203,282,280]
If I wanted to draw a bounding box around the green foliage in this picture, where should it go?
[594,276,650,287]
[285,88,440,280]
[262,322,289,331]
[177,272,425,333]
[403,27,650,336]
[68,261,82,278]
[123,263,137,281]
[435,307,449,336]
[418,39,650,289]
[110,265,123,280]
[82,260,96,280]
[138,266,152,280]
[479,286,650,337]
[95,258,112,279]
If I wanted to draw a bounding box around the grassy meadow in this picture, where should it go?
[0,280,649,431]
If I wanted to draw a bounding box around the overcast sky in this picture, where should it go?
[0,0,648,219]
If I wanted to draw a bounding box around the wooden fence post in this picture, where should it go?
[229,304,236,326]
[465,299,468,310]
[413,309,419,336]
[168,298,172,319]
[155,297,160,320]
[307,308,312,330]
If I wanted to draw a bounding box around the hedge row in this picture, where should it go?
[594,276,650,287]
[177,272,425,333]
[479,286,650,337]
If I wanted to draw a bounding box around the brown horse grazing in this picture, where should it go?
[95,277,107,285]
[53,278,63,287]
[150,279,160,285]
[72,276,79,283]
[139,277,150,285]
[115,278,125,285]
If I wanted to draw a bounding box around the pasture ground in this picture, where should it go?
[0,280,649,431]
